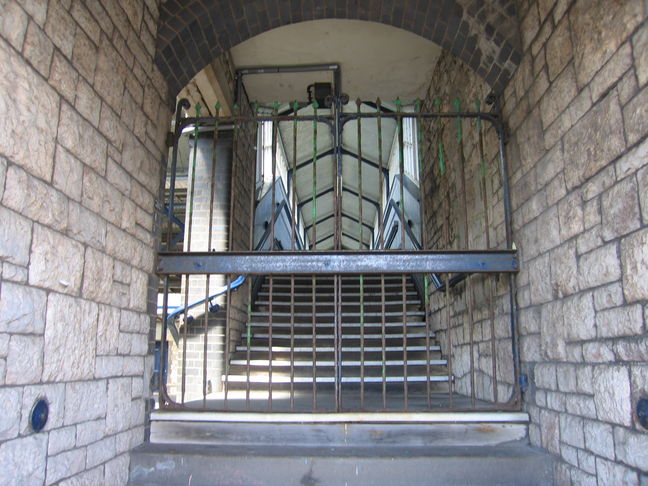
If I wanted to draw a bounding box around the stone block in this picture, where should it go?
[47,425,76,456]
[597,304,643,338]
[46,448,86,485]
[43,293,98,381]
[540,64,578,129]
[583,420,615,459]
[94,36,126,113]
[615,136,648,181]
[578,242,621,290]
[590,42,633,102]
[564,92,626,190]
[18,383,65,432]
[592,282,624,310]
[106,159,131,196]
[0,435,47,485]
[99,103,125,151]
[559,413,584,447]
[556,364,577,392]
[601,176,640,241]
[0,387,21,440]
[0,209,29,268]
[596,458,639,486]
[583,341,615,363]
[550,242,579,298]
[82,168,123,226]
[63,380,107,425]
[22,20,53,77]
[576,365,593,394]
[634,22,648,87]
[29,225,84,295]
[58,102,107,176]
[76,418,105,447]
[557,191,583,241]
[5,335,43,384]
[565,394,597,419]
[540,409,560,454]
[72,28,98,82]
[593,365,632,426]
[104,453,129,486]
[614,336,648,361]
[82,248,114,304]
[614,427,648,470]
[0,282,46,334]
[106,377,132,434]
[130,268,148,312]
[49,50,79,104]
[640,166,648,225]
[75,79,101,127]
[624,84,648,146]
[529,253,552,304]
[541,300,566,360]
[67,201,107,249]
[3,165,68,231]
[53,144,84,202]
[621,227,648,302]
[535,206,561,254]
[517,109,545,171]
[545,16,571,81]
[0,37,59,182]
[576,226,603,255]
[44,0,76,57]
[0,1,28,50]
[570,0,643,87]
[97,304,120,356]
[70,0,101,44]
[86,434,116,468]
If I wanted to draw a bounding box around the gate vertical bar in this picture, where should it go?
[290,102,299,410]
[223,103,241,409]
[311,101,319,410]
[376,99,387,410]
[475,100,498,403]
[396,99,408,410]
[159,98,189,404]
[334,96,343,411]
[455,99,476,408]
[356,99,365,408]
[245,104,260,409]
[415,100,432,408]
[181,102,202,404]
[202,103,221,406]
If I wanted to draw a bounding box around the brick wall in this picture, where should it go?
[504,0,647,482]
[0,0,169,484]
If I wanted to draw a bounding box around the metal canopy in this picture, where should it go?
[278,101,397,250]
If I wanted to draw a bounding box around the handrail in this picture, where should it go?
[163,179,301,343]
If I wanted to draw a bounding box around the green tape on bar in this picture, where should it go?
[247,324,251,347]
[424,274,429,307]
[195,102,201,117]
[474,100,482,131]
[438,142,445,174]
[454,99,462,143]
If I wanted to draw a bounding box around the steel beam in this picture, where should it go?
[157,250,519,275]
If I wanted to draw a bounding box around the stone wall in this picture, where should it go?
[0,0,169,484]
[503,0,648,482]
[421,51,516,403]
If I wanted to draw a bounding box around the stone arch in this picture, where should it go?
[155,0,522,98]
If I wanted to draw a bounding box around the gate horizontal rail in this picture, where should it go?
[158,250,519,275]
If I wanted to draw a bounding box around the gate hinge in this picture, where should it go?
[165,131,175,148]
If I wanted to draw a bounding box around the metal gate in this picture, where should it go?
[156,91,520,413]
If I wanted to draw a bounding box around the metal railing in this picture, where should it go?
[156,95,520,412]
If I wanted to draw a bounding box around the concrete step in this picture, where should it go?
[129,414,553,486]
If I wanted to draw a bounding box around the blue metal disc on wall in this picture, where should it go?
[30,399,49,432]
[637,398,648,429]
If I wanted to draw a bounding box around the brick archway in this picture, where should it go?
[155,0,522,97]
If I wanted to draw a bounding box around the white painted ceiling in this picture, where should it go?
[231,19,442,103]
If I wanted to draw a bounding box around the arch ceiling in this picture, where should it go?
[156,0,522,98]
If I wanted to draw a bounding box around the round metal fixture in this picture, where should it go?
[637,398,648,429]
[30,399,49,432]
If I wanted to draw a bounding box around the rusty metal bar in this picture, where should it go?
[159,250,518,276]
[202,104,221,406]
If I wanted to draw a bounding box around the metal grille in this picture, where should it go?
[156,96,520,413]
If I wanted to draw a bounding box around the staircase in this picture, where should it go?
[130,274,554,485]
[223,274,448,408]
